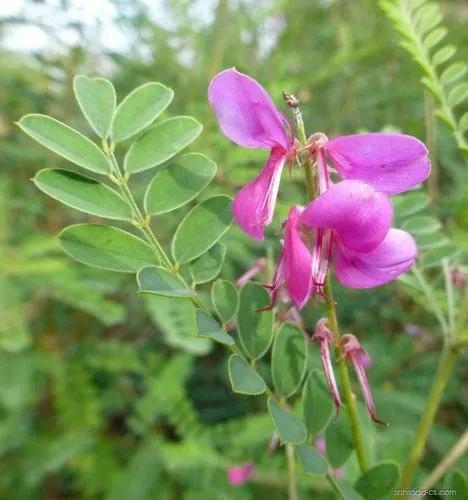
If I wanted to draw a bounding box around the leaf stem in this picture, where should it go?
[398,343,460,495]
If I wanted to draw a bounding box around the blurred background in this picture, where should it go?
[0,0,467,498]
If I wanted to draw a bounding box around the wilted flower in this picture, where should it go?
[227,463,255,486]
[208,68,294,240]
[342,334,385,424]
[313,318,342,413]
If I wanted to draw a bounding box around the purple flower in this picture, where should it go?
[323,133,431,195]
[227,463,255,486]
[265,205,313,310]
[301,180,418,290]
[208,68,294,240]
[342,334,386,424]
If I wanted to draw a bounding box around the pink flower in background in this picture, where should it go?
[342,334,385,424]
[227,463,255,486]
[208,68,294,240]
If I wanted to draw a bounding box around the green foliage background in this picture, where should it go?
[0,0,466,498]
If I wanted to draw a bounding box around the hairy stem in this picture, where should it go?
[398,344,459,495]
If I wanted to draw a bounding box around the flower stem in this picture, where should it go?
[398,343,459,495]
[286,444,299,500]
[326,280,369,473]
[291,100,369,473]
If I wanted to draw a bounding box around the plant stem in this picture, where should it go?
[286,444,299,500]
[416,429,468,498]
[326,472,346,500]
[398,344,459,495]
[326,279,369,473]
[291,100,368,473]
[424,92,438,202]
[412,265,449,336]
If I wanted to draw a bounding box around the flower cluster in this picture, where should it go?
[208,68,430,310]
[209,68,430,422]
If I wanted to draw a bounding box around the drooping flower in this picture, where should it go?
[300,180,418,290]
[342,334,386,424]
[227,463,255,486]
[208,68,294,240]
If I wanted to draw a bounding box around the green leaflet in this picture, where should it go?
[59,224,158,272]
[73,75,116,138]
[171,195,232,265]
[144,153,216,215]
[34,169,132,220]
[111,82,174,143]
[18,114,111,174]
[124,116,202,174]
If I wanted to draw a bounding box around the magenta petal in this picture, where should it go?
[300,180,393,252]
[334,228,417,288]
[324,133,430,195]
[283,206,313,309]
[208,68,290,150]
[232,147,286,240]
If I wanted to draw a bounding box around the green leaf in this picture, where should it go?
[144,153,216,215]
[111,82,174,143]
[448,83,468,107]
[73,75,116,138]
[195,310,234,345]
[432,45,456,67]
[354,461,400,500]
[18,115,111,174]
[441,63,467,86]
[137,266,195,298]
[423,27,447,50]
[237,282,274,360]
[297,443,328,475]
[325,408,353,467]
[124,116,202,174]
[211,280,239,322]
[393,192,430,218]
[302,369,334,435]
[401,215,441,235]
[416,231,450,250]
[59,224,157,272]
[189,243,226,284]
[443,469,467,498]
[420,77,443,101]
[460,112,468,132]
[420,243,459,268]
[271,323,307,398]
[33,169,132,220]
[267,398,307,445]
[228,354,266,395]
[145,296,211,355]
[171,195,232,265]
